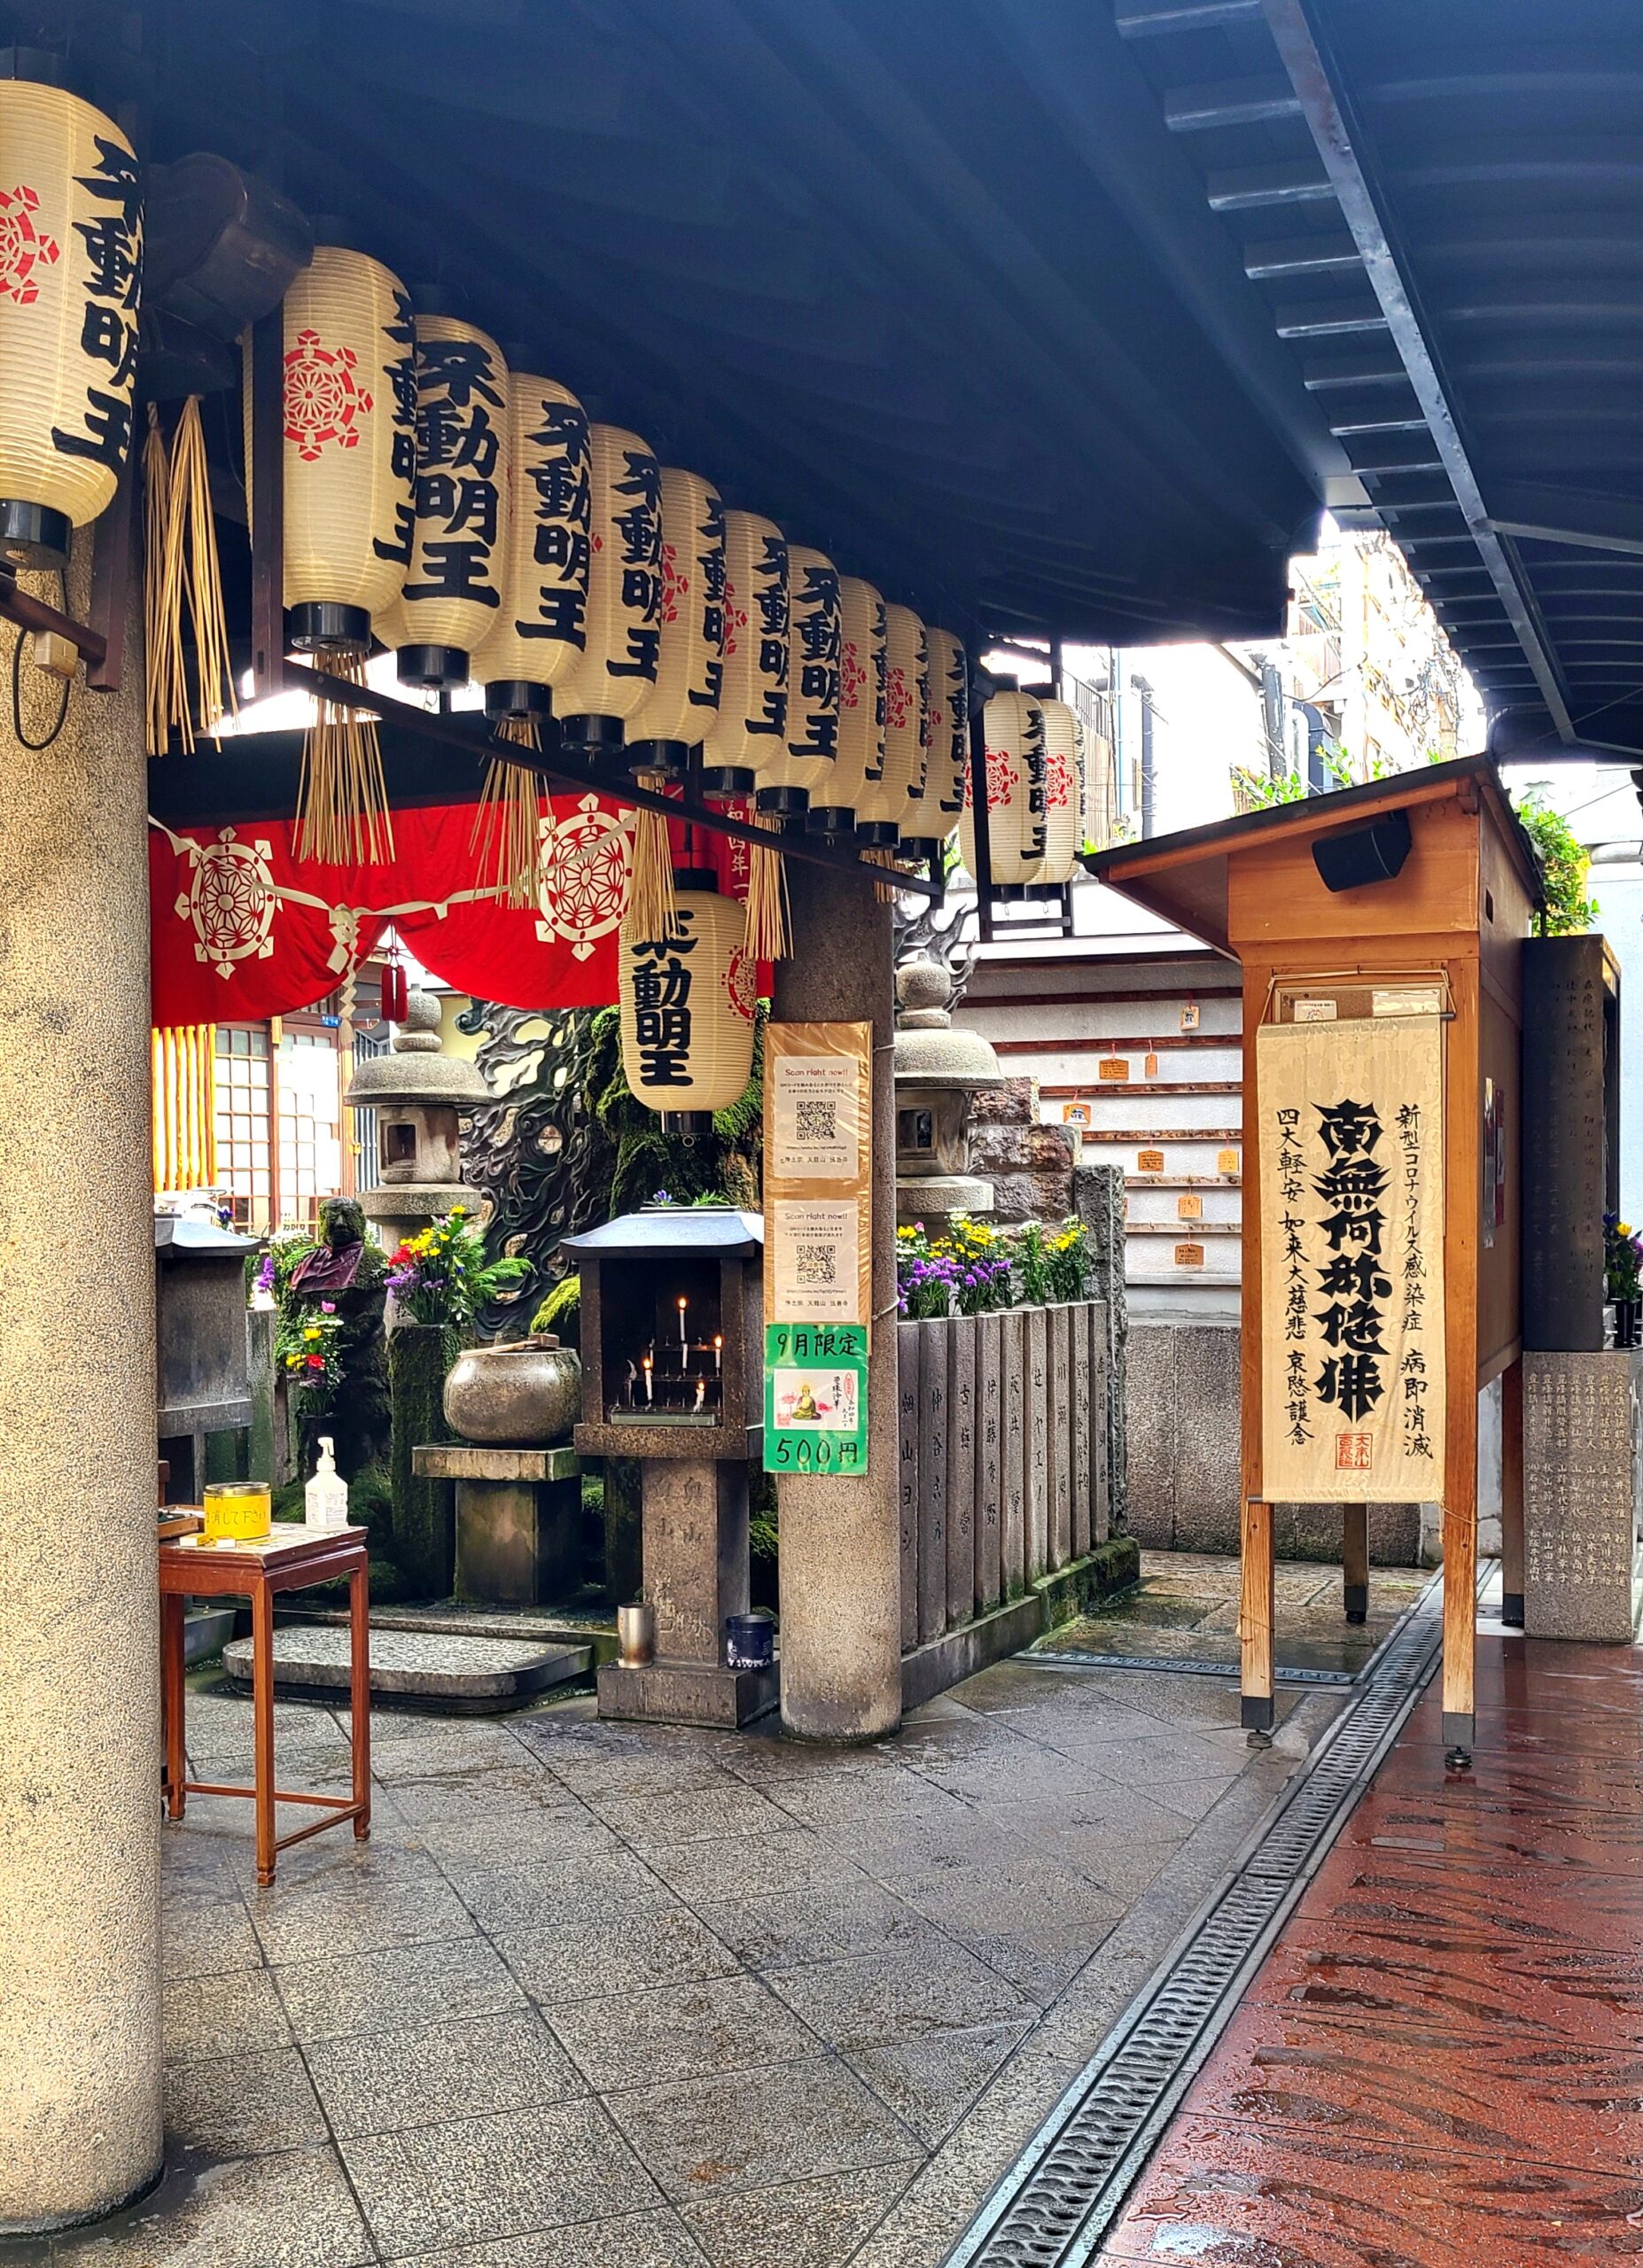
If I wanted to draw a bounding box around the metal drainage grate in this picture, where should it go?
[946,1569,1450,2268]
[1022,1650,1357,1689]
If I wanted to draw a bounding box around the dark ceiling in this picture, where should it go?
[1117,0,1643,762]
[33,0,1346,649]
[14,0,1641,744]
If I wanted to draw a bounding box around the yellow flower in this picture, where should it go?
[303,1326,321,1341]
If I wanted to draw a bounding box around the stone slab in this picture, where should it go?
[976,1312,1003,1611]
[1523,1350,1643,1643]
[596,1658,779,1729]
[898,1321,921,1651]
[223,1625,589,1713]
[454,1472,584,1609]
[415,1444,580,1482]
[947,1318,977,1627]
[916,1318,949,1644]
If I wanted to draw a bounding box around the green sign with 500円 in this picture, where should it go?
[763,1322,868,1474]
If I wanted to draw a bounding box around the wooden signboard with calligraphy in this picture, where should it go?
[1258,1019,1445,1502]
[1084,756,1539,1764]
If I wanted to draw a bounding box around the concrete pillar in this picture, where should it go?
[774,863,901,1739]
[0,540,162,2230]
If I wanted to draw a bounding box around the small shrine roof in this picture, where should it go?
[563,1208,764,1261]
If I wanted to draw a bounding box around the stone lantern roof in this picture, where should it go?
[892,958,1004,1093]
[344,989,489,1111]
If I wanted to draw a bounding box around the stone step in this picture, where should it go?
[288,1601,617,1659]
[222,1626,592,1715]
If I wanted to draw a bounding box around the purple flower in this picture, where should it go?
[254,1254,275,1293]
[320,1300,336,1315]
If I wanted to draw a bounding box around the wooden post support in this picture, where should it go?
[1499,1355,1524,1628]
[1443,960,1481,1767]
[1240,1497,1275,1732]
[1342,1502,1369,1625]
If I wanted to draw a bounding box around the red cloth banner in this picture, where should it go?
[150,791,759,1027]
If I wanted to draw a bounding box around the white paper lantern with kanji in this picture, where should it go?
[959,689,1047,887]
[0,68,142,566]
[471,369,590,722]
[625,466,724,773]
[922,627,969,847]
[753,543,839,815]
[618,874,757,1126]
[397,311,510,689]
[854,602,927,845]
[807,574,885,837]
[1027,696,1085,884]
[557,422,663,753]
[700,509,787,798]
[255,243,417,657]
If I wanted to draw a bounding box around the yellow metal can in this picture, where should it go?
[201,1481,272,1543]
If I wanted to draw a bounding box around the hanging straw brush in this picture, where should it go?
[471,715,549,909]
[293,646,395,866]
[743,805,791,959]
[624,766,678,939]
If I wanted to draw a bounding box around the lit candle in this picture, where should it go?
[642,1355,652,1404]
[693,1379,706,1413]
[713,1333,722,1374]
[678,1296,689,1348]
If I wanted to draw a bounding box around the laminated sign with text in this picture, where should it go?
[1258,1017,1445,1502]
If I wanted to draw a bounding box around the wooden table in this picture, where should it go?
[160,1523,370,1885]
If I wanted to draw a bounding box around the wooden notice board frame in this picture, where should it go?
[1083,757,1541,1763]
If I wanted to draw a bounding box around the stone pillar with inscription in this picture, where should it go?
[1522,1353,1642,1642]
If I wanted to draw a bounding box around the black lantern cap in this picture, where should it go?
[855,819,899,846]
[698,765,754,800]
[558,712,627,755]
[398,644,470,690]
[484,680,553,721]
[0,501,69,571]
[756,785,809,816]
[291,601,370,655]
[627,736,688,778]
[805,804,855,836]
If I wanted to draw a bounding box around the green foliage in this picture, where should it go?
[530,1271,581,1347]
[1232,744,1392,811]
[587,1002,765,1219]
[1513,790,1598,936]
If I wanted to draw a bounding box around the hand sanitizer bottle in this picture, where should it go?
[306,1436,349,1531]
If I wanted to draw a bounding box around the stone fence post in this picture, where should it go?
[1073,1162,1128,1532]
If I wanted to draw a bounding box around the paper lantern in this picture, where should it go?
[922,627,969,849]
[253,242,417,656]
[0,65,142,566]
[397,307,510,689]
[625,467,724,774]
[557,422,663,754]
[1029,696,1086,884]
[618,872,757,1131]
[807,575,885,838]
[959,689,1047,887]
[754,544,839,817]
[472,368,590,722]
[854,602,927,847]
[700,509,787,798]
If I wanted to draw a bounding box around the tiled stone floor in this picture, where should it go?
[1044,1549,1432,1674]
[18,1557,1425,2268]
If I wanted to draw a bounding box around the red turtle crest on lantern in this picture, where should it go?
[658,539,688,626]
[0,183,59,305]
[283,328,375,460]
[727,945,757,1023]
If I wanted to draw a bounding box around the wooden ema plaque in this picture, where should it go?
[1136,1147,1164,1175]
[1173,1242,1204,1268]
[1098,1056,1129,1082]
[1177,1193,1203,1220]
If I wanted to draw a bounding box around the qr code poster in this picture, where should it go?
[771,1201,859,1322]
[771,1055,860,1179]
[764,1323,868,1474]
[764,1022,873,1332]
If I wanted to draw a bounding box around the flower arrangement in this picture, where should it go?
[275,1299,344,1410]
[386,1205,529,1359]
[895,1214,1092,1318]
[1603,1213,1642,1304]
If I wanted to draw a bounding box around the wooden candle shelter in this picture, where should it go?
[1086,757,1542,1764]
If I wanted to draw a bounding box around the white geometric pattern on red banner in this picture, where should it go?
[175,827,279,977]
[535,794,633,961]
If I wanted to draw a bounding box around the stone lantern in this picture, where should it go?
[345,989,488,1248]
[893,955,1004,1224]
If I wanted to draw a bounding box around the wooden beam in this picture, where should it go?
[1239,956,1273,1732]
[1442,954,1481,1764]
[1342,1501,1368,1624]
